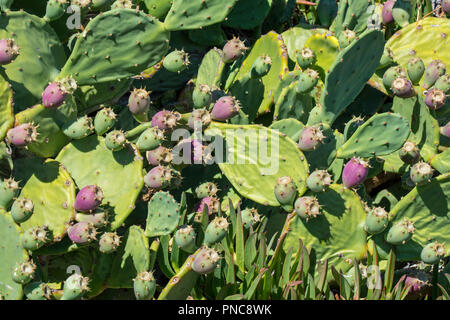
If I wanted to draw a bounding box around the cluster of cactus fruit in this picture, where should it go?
[0,0,449,301]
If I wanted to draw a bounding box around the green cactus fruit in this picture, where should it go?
[11,260,36,285]
[21,226,52,251]
[306,170,333,193]
[222,37,247,63]
[135,127,164,152]
[0,177,20,210]
[338,29,357,49]
[379,47,395,68]
[410,161,434,185]
[386,218,415,245]
[399,141,420,165]
[434,74,450,94]
[62,115,94,140]
[105,130,127,151]
[11,197,34,224]
[392,0,412,27]
[317,0,338,27]
[192,84,212,109]
[423,59,446,90]
[60,273,90,300]
[192,246,221,275]
[75,209,108,228]
[174,225,197,253]
[194,182,219,199]
[44,0,69,22]
[188,108,211,129]
[294,196,321,221]
[163,49,190,73]
[420,242,446,264]
[274,176,298,212]
[204,217,229,246]
[144,0,172,19]
[133,271,156,300]
[94,107,117,135]
[250,55,272,79]
[406,57,425,85]
[99,232,121,254]
[128,88,151,116]
[296,47,316,69]
[241,208,261,229]
[92,0,113,10]
[383,65,406,90]
[296,69,319,94]
[23,282,52,300]
[364,207,389,235]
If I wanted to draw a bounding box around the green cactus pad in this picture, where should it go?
[269,118,305,142]
[145,191,181,237]
[58,8,170,85]
[334,0,373,37]
[430,149,450,174]
[223,0,272,30]
[0,74,14,141]
[273,81,312,123]
[304,32,340,80]
[205,122,308,206]
[56,135,144,230]
[188,24,226,47]
[281,26,328,65]
[0,212,28,300]
[196,48,225,89]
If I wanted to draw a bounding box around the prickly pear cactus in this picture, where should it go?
[0,74,14,141]
[145,191,180,237]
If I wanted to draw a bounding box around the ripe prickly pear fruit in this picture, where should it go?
[383,66,406,90]
[133,271,156,300]
[296,69,319,94]
[441,122,450,138]
[194,196,220,215]
[386,218,415,245]
[364,207,389,235]
[192,84,212,109]
[11,197,34,224]
[94,107,116,136]
[163,49,190,73]
[136,127,164,152]
[211,96,241,121]
[338,29,356,49]
[250,55,272,78]
[0,178,20,210]
[61,273,90,300]
[105,130,127,151]
[399,141,420,165]
[294,196,321,220]
[151,110,180,131]
[22,226,52,251]
[75,208,108,228]
[192,247,221,274]
[42,77,77,109]
[222,37,247,63]
[420,242,446,264]
[342,157,370,188]
[44,0,69,21]
[188,108,211,130]
[434,74,450,94]
[68,221,97,245]
[317,0,338,27]
[392,0,412,27]
[144,165,181,190]
[6,123,39,147]
[406,57,425,85]
[128,88,151,116]
[382,0,395,24]
[443,0,450,14]
[62,115,94,140]
[174,138,204,165]
[296,47,316,69]
[274,176,297,212]
[12,260,36,285]
[99,232,121,254]
[74,185,104,212]
[0,38,19,65]
[306,170,332,192]
[174,225,197,253]
[391,77,415,98]
[146,146,173,166]
[410,161,433,185]
[424,89,446,110]
[241,208,261,229]
[404,271,432,300]
[297,126,325,151]
[423,59,446,89]
[204,217,229,246]
[24,281,52,300]
[379,47,394,68]
[194,182,219,199]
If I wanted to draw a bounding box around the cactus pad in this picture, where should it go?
[0,74,14,141]
[145,191,180,237]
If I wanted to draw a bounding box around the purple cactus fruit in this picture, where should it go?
[441,122,450,138]
[42,82,67,109]
[146,146,173,166]
[151,110,180,131]
[6,123,38,147]
[74,185,104,212]
[0,39,19,65]
[68,221,97,245]
[188,108,211,130]
[298,126,325,151]
[424,89,446,110]
[443,0,450,14]
[404,271,431,300]
[423,59,446,89]
[391,77,415,98]
[382,0,395,24]
[222,37,247,63]
[194,196,220,215]
[128,88,151,115]
[143,166,181,190]
[211,96,241,121]
[342,157,370,188]
[174,138,204,165]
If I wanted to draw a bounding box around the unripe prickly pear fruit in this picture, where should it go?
[296,69,319,94]
[11,197,34,224]
[274,176,297,212]
[6,123,39,147]
[128,88,151,115]
[0,177,20,210]
[424,89,446,110]
[399,141,420,165]
[22,226,52,251]
[364,207,389,235]
[174,225,197,253]
[392,0,412,27]
[194,196,220,215]
[241,208,261,229]
[420,242,446,264]
[133,271,156,300]
[144,165,181,190]
[222,37,247,63]
[99,232,121,254]
[146,146,173,166]
[94,107,116,135]
[24,281,52,300]
[105,130,127,151]
[342,157,370,188]
[194,182,219,199]
[204,217,229,246]
[386,218,415,245]
[0,38,19,65]
[423,59,446,89]
[74,185,104,212]
[136,127,165,152]
[338,29,357,49]
[383,66,406,90]
[68,221,97,245]
[111,0,132,8]
[188,108,211,130]
[298,126,325,151]
[192,84,212,109]
[151,110,180,131]
[410,161,433,185]
[317,0,338,27]
[44,0,69,21]
[163,49,190,73]
[250,55,272,78]
[441,122,450,138]
[391,77,415,98]
[62,115,94,140]
[61,273,90,300]
[192,247,221,274]
[382,0,395,24]
[296,47,316,69]
[11,260,36,285]
[406,57,425,85]
[434,74,450,94]
[75,209,108,228]
[306,170,332,192]
[211,96,241,121]
[42,77,77,109]
[379,47,395,68]
[294,196,321,220]
[91,0,111,10]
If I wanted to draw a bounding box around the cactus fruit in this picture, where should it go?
[94,108,117,136]
[0,178,20,210]
[404,272,432,300]
[274,176,297,212]
[406,57,425,85]
[133,271,156,300]
[21,226,52,251]
[391,77,415,98]
[434,74,450,94]
[6,123,39,147]
[42,77,77,109]
[11,197,34,224]
[146,146,173,166]
[250,55,272,78]
[74,185,104,212]
[420,242,446,264]
[111,0,132,8]
[364,207,389,235]
[379,47,395,68]
[424,89,446,110]
[401,171,415,190]
[68,221,98,245]
[386,218,415,245]
[392,0,412,27]
[174,225,197,253]
[194,182,219,199]
[163,50,190,73]
[105,130,127,151]
[338,29,357,49]
[342,157,370,188]
[444,0,450,14]
[241,208,261,229]
[382,0,395,24]
[211,96,241,121]
[192,247,221,275]
[62,115,95,140]
[192,85,213,109]
[294,196,321,220]
[98,232,121,254]
[60,273,90,300]
[144,166,181,190]
[306,170,332,192]
[75,209,108,228]
[11,260,36,285]
[317,0,338,27]
[136,128,165,152]
[151,110,180,131]
[222,37,247,63]
[383,66,406,90]
[423,60,446,90]
[128,88,151,115]
[298,126,325,151]
[204,217,229,246]
[0,39,19,65]
[194,196,220,215]
[296,47,316,69]
[410,161,434,185]
[296,69,319,94]
[399,141,420,165]
[188,108,211,130]
[24,282,52,300]
[44,0,69,22]
[441,122,450,138]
